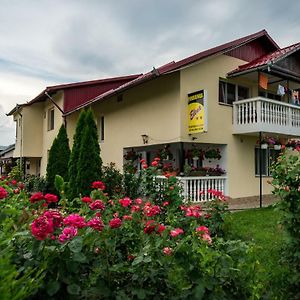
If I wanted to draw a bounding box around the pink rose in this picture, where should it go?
[44,193,59,204]
[163,247,173,256]
[91,181,106,190]
[0,187,8,199]
[63,214,86,228]
[89,200,105,210]
[119,197,132,207]
[170,228,184,237]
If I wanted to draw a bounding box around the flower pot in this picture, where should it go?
[274,144,281,150]
[261,143,268,149]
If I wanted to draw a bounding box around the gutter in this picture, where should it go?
[45,92,67,127]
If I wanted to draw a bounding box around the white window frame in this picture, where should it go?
[219,80,250,105]
[255,147,280,177]
[98,115,105,142]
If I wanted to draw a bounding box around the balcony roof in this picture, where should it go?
[228,42,300,79]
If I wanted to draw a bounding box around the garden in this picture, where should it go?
[1,109,300,299]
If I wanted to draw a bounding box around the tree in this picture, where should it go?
[68,110,87,199]
[76,108,102,196]
[46,125,70,193]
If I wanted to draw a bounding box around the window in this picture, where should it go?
[255,148,280,176]
[98,116,104,142]
[47,108,54,131]
[219,81,249,105]
[258,91,281,101]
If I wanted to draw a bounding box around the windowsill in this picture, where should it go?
[218,102,233,107]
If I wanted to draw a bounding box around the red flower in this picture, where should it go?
[30,192,44,203]
[91,181,106,190]
[184,205,202,218]
[119,197,132,207]
[142,163,148,169]
[87,216,104,231]
[31,215,54,240]
[13,188,20,194]
[144,220,156,234]
[11,179,17,186]
[127,255,135,261]
[43,210,63,228]
[163,201,169,207]
[157,224,166,234]
[135,198,143,205]
[131,205,141,213]
[151,161,158,167]
[163,247,173,256]
[109,217,122,229]
[63,214,86,228]
[82,196,92,203]
[154,157,161,162]
[44,193,59,204]
[89,200,105,210]
[196,226,209,234]
[140,159,146,164]
[0,187,8,199]
[58,226,78,243]
[143,204,161,217]
[123,215,133,221]
[18,182,25,189]
[170,228,184,237]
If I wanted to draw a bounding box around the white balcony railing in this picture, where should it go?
[233,97,300,136]
[156,176,227,203]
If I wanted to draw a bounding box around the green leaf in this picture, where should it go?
[54,175,64,194]
[194,283,205,299]
[133,289,146,299]
[68,236,83,253]
[47,281,60,296]
[67,283,81,295]
[73,252,87,263]
[132,255,144,266]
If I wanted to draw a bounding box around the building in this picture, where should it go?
[0,144,15,176]
[8,29,300,201]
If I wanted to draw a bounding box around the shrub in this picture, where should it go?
[46,125,70,193]
[102,163,123,197]
[271,150,300,297]
[76,109,102,196]
[68,109,87,199]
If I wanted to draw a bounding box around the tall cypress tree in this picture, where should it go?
[46,125,70,193]
[76,108,102,196]
[68,110,87,199]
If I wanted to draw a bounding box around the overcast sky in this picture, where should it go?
[1,0,299,145]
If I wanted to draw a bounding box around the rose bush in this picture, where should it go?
[0,164,262,299]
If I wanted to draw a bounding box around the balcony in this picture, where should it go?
[233,97,300,136]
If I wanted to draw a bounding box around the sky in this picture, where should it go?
[1,0,300,145]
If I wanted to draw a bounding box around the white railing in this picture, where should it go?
[156,175,227,203]
[233,97,300,136]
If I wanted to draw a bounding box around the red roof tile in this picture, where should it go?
[228,42,300,75]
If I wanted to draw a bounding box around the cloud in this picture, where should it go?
[0,0,300,145]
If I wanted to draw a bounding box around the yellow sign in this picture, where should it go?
[188,90,206,134]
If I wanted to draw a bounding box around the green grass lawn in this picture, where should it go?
[225,206,289,299]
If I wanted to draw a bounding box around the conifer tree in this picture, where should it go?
[46,125,70,193]
[76,108,102,196]
[68,110,87,199]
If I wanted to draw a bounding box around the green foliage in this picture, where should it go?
[8,159,24,181]
[102,163,123,197]
[68,109,87,199]
[46,125,70,193]
[24,175,48,193]
[76,109,102,196]
[271,151,300,298]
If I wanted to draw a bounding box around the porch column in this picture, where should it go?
[178,142,185,175]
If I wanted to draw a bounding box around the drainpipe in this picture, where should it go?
[259,131,263,208]
[45,92,66,128]
[17,110,24,179]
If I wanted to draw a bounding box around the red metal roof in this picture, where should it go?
[64,29,279,115]
[26,74,141,111]
[228,42,300,76]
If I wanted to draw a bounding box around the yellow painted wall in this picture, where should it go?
[66,74,180,170]
[179,54,273,198]
[13,103,44,158]
[40,92,64,176]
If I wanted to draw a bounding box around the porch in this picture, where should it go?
[156,175,227,202]
[124,142,228,202]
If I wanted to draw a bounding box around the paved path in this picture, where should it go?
[227,195,279,211]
